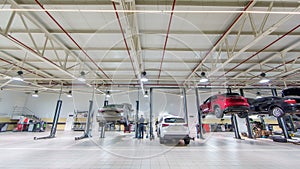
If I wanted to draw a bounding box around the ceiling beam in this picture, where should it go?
[12,0,300,8]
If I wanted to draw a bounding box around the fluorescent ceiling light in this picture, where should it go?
[259,78,270,84]
[199,78,209,83]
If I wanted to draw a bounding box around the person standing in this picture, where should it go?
[138,115,145,138]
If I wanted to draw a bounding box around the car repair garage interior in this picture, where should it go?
[0,0,300,168]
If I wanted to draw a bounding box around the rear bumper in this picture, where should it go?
[284,104,300,114]
[163,134,190,140]
[224,106,249,113]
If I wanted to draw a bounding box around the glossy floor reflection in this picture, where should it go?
[0,131,299,169]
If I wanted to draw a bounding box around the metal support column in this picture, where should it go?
[195,88,204,139]
[75,100,94,140]
[182,88,189,125]
[99,121,105,138]
[231,114,241,139]
[271,88,278,96]
[239,88,253,139]
[34,100,62,140]
[287,115,296,132]
[149,88,154,140]
[135,100,139,138]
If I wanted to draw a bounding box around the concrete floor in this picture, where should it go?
[0,131,299,169]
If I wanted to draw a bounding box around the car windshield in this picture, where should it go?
[164,118,185,123]
[104,104,123,108]
[282,88,300,97]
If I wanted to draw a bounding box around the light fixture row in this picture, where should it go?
[31,90,73,98]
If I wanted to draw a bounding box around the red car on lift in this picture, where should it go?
[200,93,250,118]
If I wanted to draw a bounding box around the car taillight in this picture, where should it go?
[162,124,169,127]
[284,99,296,104]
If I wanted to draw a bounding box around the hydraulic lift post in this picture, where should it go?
[182,88,189,126]
[149,88,154,140]
[34,99,62,140]
[75,100,94,140]
[271,88,291,139]
[227,88,241,139]
[239,88,253,139]
[231,114,242,139]
[135,100,139,139]
[99,99,108,138]
[195,88,204,139]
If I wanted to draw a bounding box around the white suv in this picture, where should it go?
[157,115,190,145]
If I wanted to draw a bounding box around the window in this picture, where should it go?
[164,118,185,123]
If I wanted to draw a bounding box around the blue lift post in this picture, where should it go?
[195,88,204,139]
[271,88,291,139]
[239,88,253,139]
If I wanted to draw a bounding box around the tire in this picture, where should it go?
[159,137,165,144]
[184,139,190,145]
[214,106,223,118]
[271,106,285,118]
[272,136,287,143]
[237,112,248,118]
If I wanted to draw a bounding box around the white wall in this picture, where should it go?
[0,90,28,116]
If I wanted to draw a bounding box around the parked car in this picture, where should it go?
[200,93,250,118]
[248,88,300,118]
[157,115,191,145]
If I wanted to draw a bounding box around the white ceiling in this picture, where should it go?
[0,0,300,95]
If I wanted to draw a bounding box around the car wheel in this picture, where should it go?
[271,107,285,118]
[214,106,223,118]
[184,139,190,145]
[237,112,248,118]
[159,137,165,144]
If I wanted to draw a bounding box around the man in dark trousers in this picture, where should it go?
[138,115,145,138]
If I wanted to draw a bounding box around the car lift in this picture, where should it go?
[195,87,250,140]
[227,88,243,139]
[75,100,94,140]
[195,88,204,139]
[34,94,63,140]
[239,88,253,139]
[98,100,109,138]
[271,88,292,140]
[149,87,190,141]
